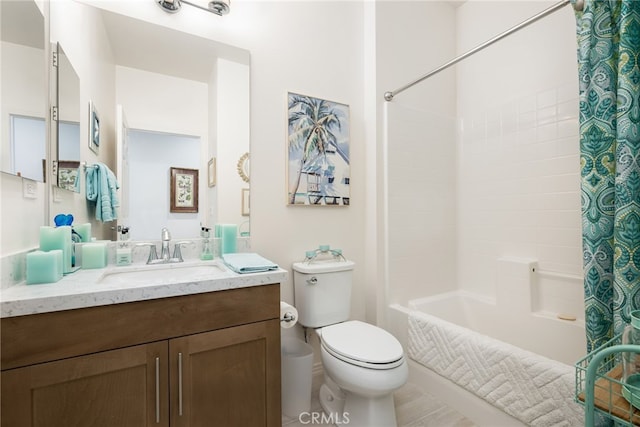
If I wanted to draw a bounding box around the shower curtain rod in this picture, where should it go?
[383,0,583,101]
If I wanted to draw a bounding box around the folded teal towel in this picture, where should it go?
[86,163,119,222]
[222,253,279,274]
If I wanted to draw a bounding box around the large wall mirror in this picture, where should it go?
[1,0,47,182]
[55,43,81,192]
[50,2,250,242]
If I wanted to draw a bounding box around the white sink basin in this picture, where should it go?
[98,261,233,286]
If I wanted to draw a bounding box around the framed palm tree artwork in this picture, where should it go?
[287,92,350,206]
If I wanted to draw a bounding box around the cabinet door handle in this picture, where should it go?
[155,357,160,424]
[178,352,184,416]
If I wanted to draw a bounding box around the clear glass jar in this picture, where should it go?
[622,310,640,408]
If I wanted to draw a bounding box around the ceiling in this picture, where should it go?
[1,1,44,49]
[99,8,248,83]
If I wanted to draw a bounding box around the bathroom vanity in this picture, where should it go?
[0,261,285,427]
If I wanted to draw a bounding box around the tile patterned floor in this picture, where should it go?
[282,367,475,427]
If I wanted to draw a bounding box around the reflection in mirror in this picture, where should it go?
[55,44,81,192]
[125,129,202,241]
[237,152,250,183]
[50,4,250,241]
[1,0,46,182]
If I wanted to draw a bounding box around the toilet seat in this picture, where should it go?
[320,320,405,370]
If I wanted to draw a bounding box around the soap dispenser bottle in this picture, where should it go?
[116,227,132,266]
[201,227,214,260]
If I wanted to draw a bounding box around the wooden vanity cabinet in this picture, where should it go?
[1,284,281,427]
[2,341,169,427]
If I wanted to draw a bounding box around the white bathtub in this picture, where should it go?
[387,290,586,427]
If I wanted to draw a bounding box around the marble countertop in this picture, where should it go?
[1,259,287,318]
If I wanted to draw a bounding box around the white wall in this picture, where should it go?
[456,1,582,315]
[0,175,45,254]
[376,2,458,307]
[116,67,209,138]
[216,58,250,228]
[241,2,367,321]
[127,130,201,241]
[0,39,47,255]
[385,101,458,306]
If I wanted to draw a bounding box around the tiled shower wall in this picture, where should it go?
[386,81,583,318]
[385,1,584,318]
[457,82,584,318]
[385,101,458,306]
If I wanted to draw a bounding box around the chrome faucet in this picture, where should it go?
[160,227,172,261]
[137,228,192,264]
[136,242,158,264]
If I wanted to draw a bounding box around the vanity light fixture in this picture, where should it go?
[156,0,230,16]
[157,0,181,13]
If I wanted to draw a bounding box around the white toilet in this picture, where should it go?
[292,258,408,427]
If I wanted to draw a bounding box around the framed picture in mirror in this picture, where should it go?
[88,100,100,154]
[170,167,199,213]
[58,161,80,191]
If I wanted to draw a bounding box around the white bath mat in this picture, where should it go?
[408,310,583,427]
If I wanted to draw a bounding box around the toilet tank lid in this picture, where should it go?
[292,259,355,274]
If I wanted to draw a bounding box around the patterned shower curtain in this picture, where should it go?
[578,0,640,353]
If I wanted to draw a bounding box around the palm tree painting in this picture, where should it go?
[287,92,350,205]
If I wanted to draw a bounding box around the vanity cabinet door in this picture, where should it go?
[170,319,281,427]
[1,341,169,427]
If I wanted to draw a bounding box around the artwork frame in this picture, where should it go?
[242,188,250,216]
[287,92,350,206]
[237,152,250,183]
[208,157,216,187]
[88,100,100,154]
[58,160,80,192]
[170,167,199,213]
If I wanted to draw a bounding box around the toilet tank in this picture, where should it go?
[292,259,355,328]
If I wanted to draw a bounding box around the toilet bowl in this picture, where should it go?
[315,320,408,427]
[292,257,408,427]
